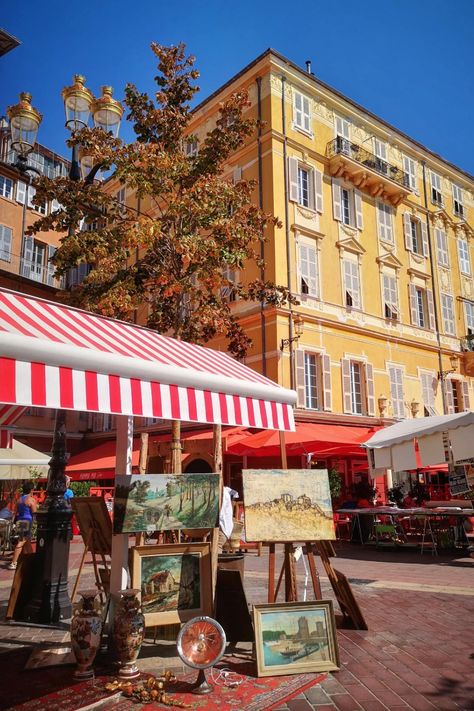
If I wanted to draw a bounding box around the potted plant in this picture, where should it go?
[387,484,405,508]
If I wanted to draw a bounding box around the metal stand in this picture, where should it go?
[192,668,213,695]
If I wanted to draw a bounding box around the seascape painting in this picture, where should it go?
[243,469,335,542]
[132,543,213,626]
[253,601,340,676]
[113,473,219,534]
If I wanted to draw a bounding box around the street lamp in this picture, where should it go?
[438,354,459,381]
[8,76,123,624]
[280,314,304,350]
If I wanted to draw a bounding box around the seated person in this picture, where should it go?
[0,500,13,520]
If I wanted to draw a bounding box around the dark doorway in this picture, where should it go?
[184,458,213,473]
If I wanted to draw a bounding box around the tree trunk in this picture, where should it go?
[170,419,182,474]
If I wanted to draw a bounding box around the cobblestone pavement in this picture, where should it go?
[0,539,473,710]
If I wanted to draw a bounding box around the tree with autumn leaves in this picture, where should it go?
[29,43,296,360]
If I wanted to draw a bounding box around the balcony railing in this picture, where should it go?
[0,250,63,289]
[327,137,410,190]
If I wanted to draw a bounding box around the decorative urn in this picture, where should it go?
[112,588,145,679]
[70,590,103,680]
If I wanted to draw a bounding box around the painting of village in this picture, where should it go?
[254,601,339,676]
[243,469,335,542]
[132,543,213,626]
[113,473,219,533]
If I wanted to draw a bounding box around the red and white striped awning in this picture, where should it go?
[0,405,27,448]
[0,288,296,431]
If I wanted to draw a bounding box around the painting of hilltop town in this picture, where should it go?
[113,473,219,534]
[132,543,213,626]
[253,600,340,676]
[243,469,335,542]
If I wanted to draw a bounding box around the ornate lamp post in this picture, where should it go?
[7,77,122,623]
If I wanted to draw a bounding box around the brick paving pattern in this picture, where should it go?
[0,539,473,709]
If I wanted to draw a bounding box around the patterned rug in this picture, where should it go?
[4,655,326,711]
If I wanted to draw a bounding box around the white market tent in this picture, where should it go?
[0,286,297,597]
[363,412,474,472]
[0,439,50,480]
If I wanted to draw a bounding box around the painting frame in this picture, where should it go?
[114,473,220,534]
[243,469,335,542]
[253,600,340,677]
[132,542,212,627]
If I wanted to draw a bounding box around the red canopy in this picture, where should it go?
[227,422,379,458]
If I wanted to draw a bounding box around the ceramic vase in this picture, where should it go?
[113,588,145,679]
[70,590,103,680]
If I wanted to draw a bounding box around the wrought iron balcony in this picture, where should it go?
[326,137,411,206]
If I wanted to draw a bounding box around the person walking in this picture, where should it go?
[8,483,37,570]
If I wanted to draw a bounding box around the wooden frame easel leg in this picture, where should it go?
[71,529,93,602]
[305,543,322,599]
[268,543,276,602]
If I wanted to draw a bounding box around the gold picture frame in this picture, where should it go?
[132,543,212,627]
[253,600,340,677]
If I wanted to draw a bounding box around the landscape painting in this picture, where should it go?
[132,543,212,626]
[253,601,340,677]
[243,469,335,542]
[113,473,219,534]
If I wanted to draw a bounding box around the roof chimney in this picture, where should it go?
[305,60,312,75]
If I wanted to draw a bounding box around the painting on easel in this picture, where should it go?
[243,469,335,542]
[114,473,220,534]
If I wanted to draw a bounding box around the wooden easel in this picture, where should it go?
[71,497,112,603]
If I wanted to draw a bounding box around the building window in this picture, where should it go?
[66,262,91,289]
[377,202,394,243]
[343,259,361,309]
[304,352,321,410]
[221,266,237,302]
[452,184,464,218]
[0,225,12,262]
[16,181,27,204]
[446,379,470,414]
[289,158,323,213]
[435,228,449,267]
[332,179,363,229]
[457,238,471,275]
[430,171,443,206]
[0,176,13,199]
[21,236,47,283]
[389,366,405,418]
[382,273,399,320]
[298,166,310,207]
[421,372,437,416]
[335,115,350,140]
[409,284,434,329]
[185,138,198,157]
[404,213,427,256]
[293,90,312,134]
[403,155,417,191]
[441,293,455,336]
[342,358,374,415]
[298,239,319,297]
[464,301,474,335]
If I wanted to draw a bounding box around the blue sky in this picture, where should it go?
[1,0,473,175]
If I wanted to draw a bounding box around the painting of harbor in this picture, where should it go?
[113,473,219,533]
[253,601,340,676]
[243,469,335,542]
[132,543,213,626]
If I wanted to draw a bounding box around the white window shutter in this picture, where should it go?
[27,185,36,208]
[332,179,342,221]
[365,363,375,416]
[461,381,471,411]
[232,166,242,183]
[409,284,418,326]
[0,226,12,261]
[354,190,363,230]
[322,354,332,411]
[445,380,455,414]
[16,181,27,204]
[51,199,60,213]
[421,220,429,257]
[426,289,435,330]
[47,245,56,286]
[295,349,306,407]
[314,169,323,213]
[288,157,299,202]
[377,203,384,241]
[404,213,412,251]
[342,358,352,413]
[22,236,34,277]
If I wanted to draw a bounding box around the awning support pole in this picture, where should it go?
[110,415,134,602]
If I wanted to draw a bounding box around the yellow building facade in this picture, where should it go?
[105,50,473,491]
